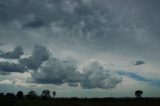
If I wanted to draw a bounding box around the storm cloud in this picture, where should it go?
[80,61,122,89]
[31,57,80,85]
[22,18,48,29]
[0,0,160,97]
[133,60,145,65]
[19,44,50,70]
[0,0,160,57]
[32,59,122,89]
[0,46,23,59]
[0,62,26,73]
[0,44,49,74]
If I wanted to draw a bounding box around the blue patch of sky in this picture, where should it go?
[116,71,160,88]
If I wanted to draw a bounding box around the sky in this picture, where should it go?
[0,0,160,97]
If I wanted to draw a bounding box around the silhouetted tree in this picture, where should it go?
[0,92,4,98]
[16,91,24,99]
[135,90,143,98]
[41,90,50,99]
[26,90,37,99]
[6,93,15,98]
[53,90,56,98]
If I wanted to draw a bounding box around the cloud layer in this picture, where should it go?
[0,0,160,96]
[133,60,145,65]
[0,62,26,73]
[0,45,49,74]
[80,61,122,89]
[19,44,50,70]
[0,45,122,89]
[0,46,23,59]
[31,59,122,89]
[0,0,160,59]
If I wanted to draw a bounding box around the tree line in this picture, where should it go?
[0,90,56,100]
[0,90,143,99]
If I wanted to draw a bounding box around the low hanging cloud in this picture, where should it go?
[0,45,49,74]
[31,59,122,89]
[0,44,122,89]
[31,57,80,85]
[0,71,10,75]
[0,62,26,73]
[0,43,5,46]
[133,60,145,65]
[22,18,48,29]
[80,61,122,89]
[0,46,23,59]
[19,44,50,70]
[0,79,41,88]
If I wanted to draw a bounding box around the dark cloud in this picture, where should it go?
[0,62,26,73]
[80,61,122,89]
[22,18,48,29]
[67,82,79,87]
[0,4,6,8]
[0,46,23,59]
[0,43,5,46]
[0,0,160,59]
[31,60,122,89]
[19,44,50,70]
[133,60,145,65]
[0,2,10,23]
[31,57,80,85]
[0,50,3,54]
[0,44,49,73]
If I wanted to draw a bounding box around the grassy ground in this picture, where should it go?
[0,98,160,106]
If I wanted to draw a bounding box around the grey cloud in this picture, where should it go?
[67,82,79,87]
[133,60,145,65]
[0,44,49,73]
[0,50,3,53]
[32,57,80,85]
[80,61,122,89]
[0,3,11,23]
[22,18,48,29]
[0,0,160,58]
[0,71,10,75]
[0,62,26,73]
[0,46,23,59]
[19,44,50,70]
[0,43,5,46]
[0,4,6,8]
[31,59,122,89]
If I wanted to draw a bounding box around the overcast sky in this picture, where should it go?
[0,0,160,97]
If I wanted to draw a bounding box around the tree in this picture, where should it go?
[135,90,143,98]
[0,93,4,98]
[6,93,15,98]
[26,90,37,99]
[41,90,50,99]
[16,91,24,99]
[53,90,56,98]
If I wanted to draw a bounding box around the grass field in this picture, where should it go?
[0,97,160,106]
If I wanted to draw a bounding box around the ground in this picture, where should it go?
[0,97,160,106]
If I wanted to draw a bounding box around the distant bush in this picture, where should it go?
[135,90,143,98]
[16,91,24,99]
[41,90,50,99]
[26,90,38,99]
[0,92,4,98]
[53,90,56,98]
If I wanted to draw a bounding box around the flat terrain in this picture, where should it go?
[0,97,160,106]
